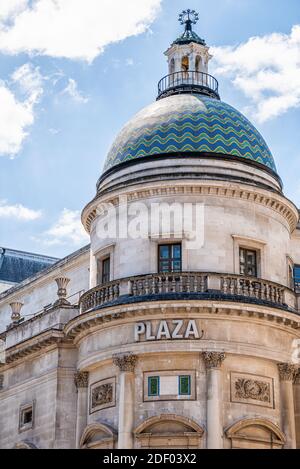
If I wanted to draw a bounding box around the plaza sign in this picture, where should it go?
[134,319,204,342]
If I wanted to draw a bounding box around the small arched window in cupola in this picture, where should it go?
[181,56,189,77]
[195,55,202,73]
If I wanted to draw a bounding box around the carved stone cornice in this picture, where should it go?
[203,351,226,369]
[277,363,298,382]
[113,353,138,372]
[82,183,298,233]
[74,371,89,388]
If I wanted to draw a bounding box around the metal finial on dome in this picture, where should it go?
[179,9,199,31]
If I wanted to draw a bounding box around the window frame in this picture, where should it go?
[148,376,160,397]
[294,265,300,292]
[239,247,258,277]
[101,256,110,284]
[19,402,35,432]
[158,243,182,273]
[178,375,191,396]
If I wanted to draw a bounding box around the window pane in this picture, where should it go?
[179,375,191,395]
[172,260,181,272]
[239,248,257,277]
[102,257,110,283]
[172,244,181,259]
[294,266,300,290]
[148,376,159,396]
[159,245,170,259]
[160,261,170,272]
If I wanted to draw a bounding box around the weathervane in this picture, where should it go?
[179,9,199,31]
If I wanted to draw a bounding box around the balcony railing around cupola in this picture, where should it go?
[79,272,297,314]
[157,71,220,100]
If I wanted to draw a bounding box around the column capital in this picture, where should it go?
[203,351,226,369]
[113,353,138,372]
[74,371,89,388]
[277,363,298,382]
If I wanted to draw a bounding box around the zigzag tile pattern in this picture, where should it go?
[103,95,276,173]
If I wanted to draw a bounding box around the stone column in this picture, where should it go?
[278,363,297,449]
[74,371,89,449]
[113,353,138,449]
[203,351,226,449]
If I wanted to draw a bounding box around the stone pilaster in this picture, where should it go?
[277,363,297,449]
[203,351,226,449]
[74,371,89,448]
[113,353,138,449]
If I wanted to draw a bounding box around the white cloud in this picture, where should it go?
[0,0,162,62]
[0,0,27,22]
[37,209,89,246]
[212,25,300,122]
[0,200,42,220]
[62,78,89,104]
[0,63,43,156]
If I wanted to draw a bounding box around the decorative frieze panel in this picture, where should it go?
[90,377,116,413]
[230,372,274,408]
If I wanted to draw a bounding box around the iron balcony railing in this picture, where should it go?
[79,272,296,314]
[157,71,220,100]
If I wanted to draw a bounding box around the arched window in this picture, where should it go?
[195,55,202,73]
[170,58,175,75]
[134,414,204,449]
[181,56,189,79]
[226,418,285,449]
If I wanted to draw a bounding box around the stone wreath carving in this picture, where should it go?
[92,383,113,408]
[235,378,271,402]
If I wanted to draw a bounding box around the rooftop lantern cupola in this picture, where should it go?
[157,9,220,101]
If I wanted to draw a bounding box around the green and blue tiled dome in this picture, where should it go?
[103,94,277,174]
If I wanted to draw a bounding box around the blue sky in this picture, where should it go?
[0,0,299,258]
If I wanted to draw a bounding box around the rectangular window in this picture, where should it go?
[19,403,34,432]
[158,244,182,273]
[102,257,110,284]
[294,265,300,291]
[239,248,257,277]
[178,375,191,396]
[148,376,160,396]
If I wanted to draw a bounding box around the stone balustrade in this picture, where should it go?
[220,275,285,304]
[79,272,297,314]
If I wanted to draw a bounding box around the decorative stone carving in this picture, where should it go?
[9,302,23,322]
[92,384,113,407]
[90,377,116,413]
[230,372,274,408]
[74,371,89,388]
[202,351,225,369]
[0,374,3,390]
[277,363,298,381]
[53,277,70,307]
[113,353,138,372]
[235,378,270,402]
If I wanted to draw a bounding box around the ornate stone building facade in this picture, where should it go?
[0,11,300,449]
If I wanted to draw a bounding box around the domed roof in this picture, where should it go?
[103,94,277,174]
